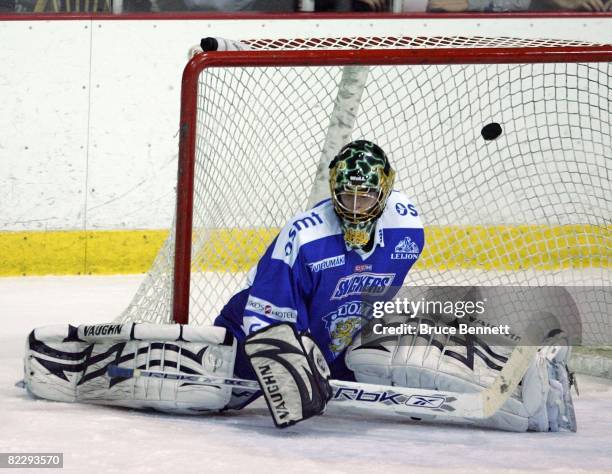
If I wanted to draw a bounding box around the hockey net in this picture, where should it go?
[116,36,611,355]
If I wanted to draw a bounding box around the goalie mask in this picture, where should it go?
[329,140,395,249]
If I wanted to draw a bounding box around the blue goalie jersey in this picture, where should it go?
[215,191,424,379]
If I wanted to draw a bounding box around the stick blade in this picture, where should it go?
[482,345,538,418]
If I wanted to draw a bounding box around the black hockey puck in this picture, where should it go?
[201,37,219,52]
[481,122,503,141]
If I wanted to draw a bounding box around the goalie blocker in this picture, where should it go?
[244,323,332,428]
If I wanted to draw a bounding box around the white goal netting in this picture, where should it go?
[116,36,611,349]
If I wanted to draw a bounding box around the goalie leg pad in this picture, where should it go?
[244,323,331,428]
[24,323,237,414]
[345,318,575,432]
[522,345,576,432]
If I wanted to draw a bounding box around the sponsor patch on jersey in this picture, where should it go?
[283,211,324,257]
[331,272,395,300]
[390,236,420,261]
[308,254,345,272]
[395,202,419,217]
[354,264,372,273]
[323,301,373,355]
[245,295,297,323]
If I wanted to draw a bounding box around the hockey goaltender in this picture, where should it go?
[23,140,576,432]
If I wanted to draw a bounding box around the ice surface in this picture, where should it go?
[1,276,611,473]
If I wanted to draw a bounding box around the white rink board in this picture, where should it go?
[0,17,611,232]
[0,21,92,231]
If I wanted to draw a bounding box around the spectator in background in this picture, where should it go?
[150,0,293,12]
[301,0,390,10]
[352,0,388,10]
[182,0,254,9]
[427,0,611,11]
[13,0,112,11]
[326,0,610,11]
[532,0,611,10]
[152,0,301,12]
[0,0,15,10]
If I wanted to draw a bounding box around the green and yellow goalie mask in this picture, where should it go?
[329,140,395,249]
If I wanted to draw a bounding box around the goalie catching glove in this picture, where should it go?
[244,323,332,428]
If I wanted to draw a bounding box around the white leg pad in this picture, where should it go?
[24,323,237,414]
[346,320,575,432]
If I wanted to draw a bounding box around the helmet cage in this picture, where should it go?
[334,185,384,224]
[330,166,395,226]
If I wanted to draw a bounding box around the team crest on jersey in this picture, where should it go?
[390,236,420,260]
[323,301,373,354]
[331,272,395,300]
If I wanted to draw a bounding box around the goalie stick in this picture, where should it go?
[107,344,537,421]
[108,365,260,390]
